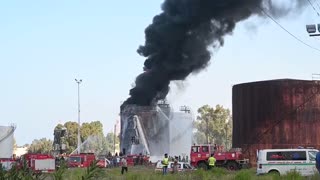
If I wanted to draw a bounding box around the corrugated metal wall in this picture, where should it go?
[232,79,320,165]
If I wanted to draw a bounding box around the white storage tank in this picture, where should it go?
[0,126,16,158]
[169,108,194,159]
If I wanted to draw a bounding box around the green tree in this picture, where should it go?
[63,121,79,153]
[80,121,107,155]
[54,121,107,154]
[195,105,232,149]
[80,121,104,141]
[28,138,53,154]
[193,131,206,145]
[105,132,119,153]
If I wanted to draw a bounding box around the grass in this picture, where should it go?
[1,164,320,180]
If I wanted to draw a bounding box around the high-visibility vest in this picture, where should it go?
[208,157,216,166]
[162,158,169,166]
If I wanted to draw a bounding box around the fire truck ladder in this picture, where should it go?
[0,125,16,144]
[244,84,320,154]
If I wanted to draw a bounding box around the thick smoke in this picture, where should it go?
[124,0,306,106]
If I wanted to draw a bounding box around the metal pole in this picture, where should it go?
[206,118,209,144]
[75,79,82,154]
[114,124,116,154]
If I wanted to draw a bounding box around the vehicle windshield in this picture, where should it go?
[68,156,81,163]
[309,151,317,161]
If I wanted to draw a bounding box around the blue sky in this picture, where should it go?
[0,0,319,145]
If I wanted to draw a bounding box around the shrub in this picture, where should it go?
[282,170,303,180]
[235,169,253,180]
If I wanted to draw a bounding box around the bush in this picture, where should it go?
[282,170,303,180]
[235,169,253,180]
[212,167,227,178]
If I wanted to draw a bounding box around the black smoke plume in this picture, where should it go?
[123,0,306,106]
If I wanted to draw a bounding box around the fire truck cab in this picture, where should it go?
[67,153,96,168]
[190,144,249,170]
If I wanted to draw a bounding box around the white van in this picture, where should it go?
[155,161,194,173]
[256,148,318,176]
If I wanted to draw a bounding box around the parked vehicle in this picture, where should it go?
[256,148,318,176]
[0,158,16,171]
[155,161,194,173]
[125,154,150,166]
[67,153,95,168]
[190,144,249,170]
[21,153,55,173]
[97,157,110,168]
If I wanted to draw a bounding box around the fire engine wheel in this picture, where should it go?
[226,161,238,171]
[198,162,208,170]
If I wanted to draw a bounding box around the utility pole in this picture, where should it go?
[206,117,209,144]
[75,79,82,154]
[114,124,116,154]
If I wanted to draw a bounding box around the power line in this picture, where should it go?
[258,7,320,53]
[308,0,320,16]
[314,0,320,12]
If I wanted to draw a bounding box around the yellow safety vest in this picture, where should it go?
[162,158,169,166]
[208,157,216,166]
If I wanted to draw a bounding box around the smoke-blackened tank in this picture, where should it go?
[120,102,170,156]
[232,79,320,165]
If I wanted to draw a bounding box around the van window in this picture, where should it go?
[308,151,317,161]
[267,151,306,161]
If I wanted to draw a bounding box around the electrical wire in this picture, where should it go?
[258,7,320,53]
[308,0,320,16]
[314,0,320,11]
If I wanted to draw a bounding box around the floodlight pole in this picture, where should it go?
[75,79,82,154]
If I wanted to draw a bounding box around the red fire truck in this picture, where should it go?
[126,154,150,166]
[0,158,16,170]
[190,145,249,170]
[67,153,96,168]
[21,153,55,173]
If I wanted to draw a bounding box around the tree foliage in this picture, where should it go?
[105,132,120,153]
[53,121,115,154]
[81,121,104,141]
[194,104,232,149]
[28,138,53,154]
[63,121,79,152]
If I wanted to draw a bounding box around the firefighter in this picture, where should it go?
[121,157,128,174]
[208,153,216,170]
[162,153,169,175]
[172,156,179,174]
[316,151,320,173]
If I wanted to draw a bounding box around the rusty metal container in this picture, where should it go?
[232,79,320,165]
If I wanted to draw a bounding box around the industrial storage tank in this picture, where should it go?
[0,125,16,158]
[120,102,170,157]
[169,107,194,158]
[232,79,320,165]
[120,102,194,161]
